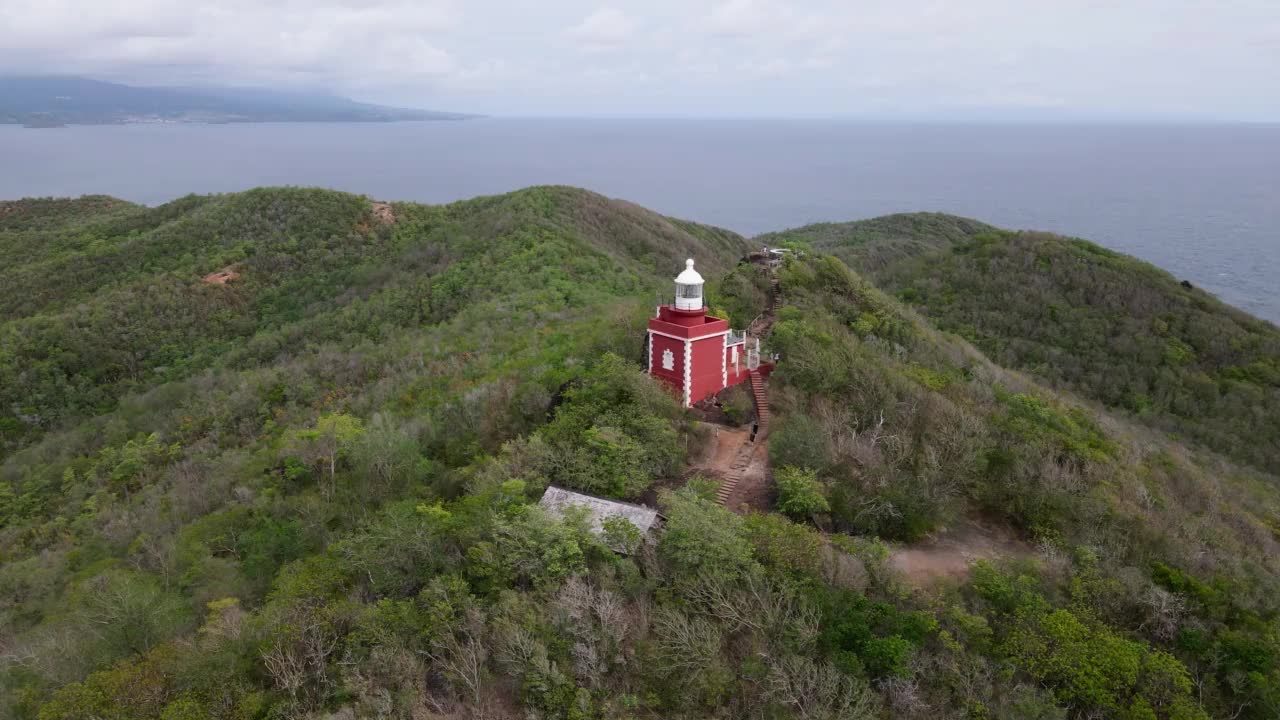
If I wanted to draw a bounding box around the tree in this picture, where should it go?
[349,412,422,498]
[658,485,757,581]
[429,608,490,709]
[601,513,644,555]
[743,512,825,579]
[291,412,364,496]
[1004,608,1206,719]
[336,500,454,597]
[78,571,191,661]
[537,353,684,498]
[769,413,833,472]
[467,507,589,591]
[775,466,830,521]
[765,654,878,720]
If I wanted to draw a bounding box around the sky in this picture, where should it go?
[1,0,1278,119]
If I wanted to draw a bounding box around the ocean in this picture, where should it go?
[3,119,1277,323]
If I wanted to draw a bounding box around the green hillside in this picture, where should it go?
[1,190,1278,720]
[764,214,1280,471]
[0,186,745,456]
[722,251,1280,718]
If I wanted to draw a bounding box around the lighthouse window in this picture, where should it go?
[662,349,675,371]
[678,284,701,299]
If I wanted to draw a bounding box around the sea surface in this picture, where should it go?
[3,119,1278,323]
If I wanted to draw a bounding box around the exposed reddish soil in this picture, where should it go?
[688,423,750,474]
[371,201,396,224]
[889,518,1033,588]
[201,266,241,285]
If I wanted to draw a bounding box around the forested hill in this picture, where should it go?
[0,186,746,456]
[2,189,1280,720]
[0,76,472,125]
[762,213,1280,471]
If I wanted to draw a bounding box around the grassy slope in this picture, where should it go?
[763,214,1280,471]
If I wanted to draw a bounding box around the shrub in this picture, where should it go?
[658,486,757,581]
[537,353,683,498]
[774,466,829,520]
[769,413,832,472]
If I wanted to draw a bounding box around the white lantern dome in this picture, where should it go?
[674,258,705,311]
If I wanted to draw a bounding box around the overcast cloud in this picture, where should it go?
[1,0,1277,119]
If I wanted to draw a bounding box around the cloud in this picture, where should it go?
[703,0,828,42]
[0,0,461,90]
[0,0,1275,118]
[566,7,638,50]
[705,0,774,37]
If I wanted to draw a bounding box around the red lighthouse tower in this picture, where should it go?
[647,259,751,407]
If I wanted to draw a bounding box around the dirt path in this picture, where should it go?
[721,441,771,513]
[687,424,750,474]
[685,423,771,514]
[889,519,1033,588]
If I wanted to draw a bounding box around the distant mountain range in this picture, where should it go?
[0,76,475,126]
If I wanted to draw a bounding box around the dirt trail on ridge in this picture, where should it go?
[889,519,1033,588]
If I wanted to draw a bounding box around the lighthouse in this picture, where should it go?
[647,259,751,406]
